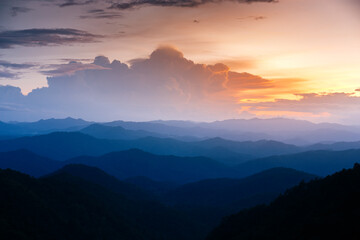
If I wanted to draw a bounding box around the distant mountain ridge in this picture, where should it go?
[236,149,360,177]
[0,117,92,136]
[2,117,360,144]
[80,123,165,140]
[0,131,300,164]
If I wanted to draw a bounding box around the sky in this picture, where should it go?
[0,0,359,124]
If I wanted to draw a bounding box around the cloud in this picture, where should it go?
[0,60,37,80]
[0,46,273,121]
[80,9,123,19]
[227,71,273,90]
[58,0,97,7]
[238,92,360,123]
[40,61,108,76]
[11,7,33,17]
[0,60,36,69]
[0,85,24,101]
[0,46,358,124]
[0,28,103,49]
[237,15,267,21]
[3,46,357,124]
[109,0,277,10]
[0,70,17,79]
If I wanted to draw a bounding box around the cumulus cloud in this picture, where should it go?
[0,46,272,121]
[2,46,357,123]
[109,0,277,10]
[0,28,103,49]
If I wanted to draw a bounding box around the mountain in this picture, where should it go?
[50,164,154,201]
[153,118,360,144]
[0,132,295,165]
[207,163,360,240]
[0,169,205,240]
[164,167,316,208]
[236,149,360,177]
[0,117,91,137]
[107,120,270,141]
[3,117,360,144]
[15,117,91,133]
[124,176,179,195]
[0,121,25,136]
[0,147,240,184]
[157,168,316,233]
[80,123,164,140]
[66,149,240,183]
[0,149,61,177]
[306,140,360,151]
[195,137,299,159]
[0,132,125,160]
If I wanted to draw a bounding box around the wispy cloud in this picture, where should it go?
[80,9,123,19]
[0,28,103,48]
[11,7,33,17]
[237,15,267,21]
[0,60,36,69]
[58,0,97,7]
[109,0,277,10]
[0,70,17,79]
[40,61,108,76]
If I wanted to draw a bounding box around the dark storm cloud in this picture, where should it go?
[11,7,33,17]
[109,0,277,10]
[0,28,103,49]
[0,60,36,69]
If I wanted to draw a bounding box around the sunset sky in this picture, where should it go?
[0,0,359,124]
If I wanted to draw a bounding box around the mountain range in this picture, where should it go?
[207,163,360,240]
[2,117,360,144]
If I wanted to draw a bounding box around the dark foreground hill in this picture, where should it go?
[207,164,360,240]
[0,168,205,240]
[159,168,316,231]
